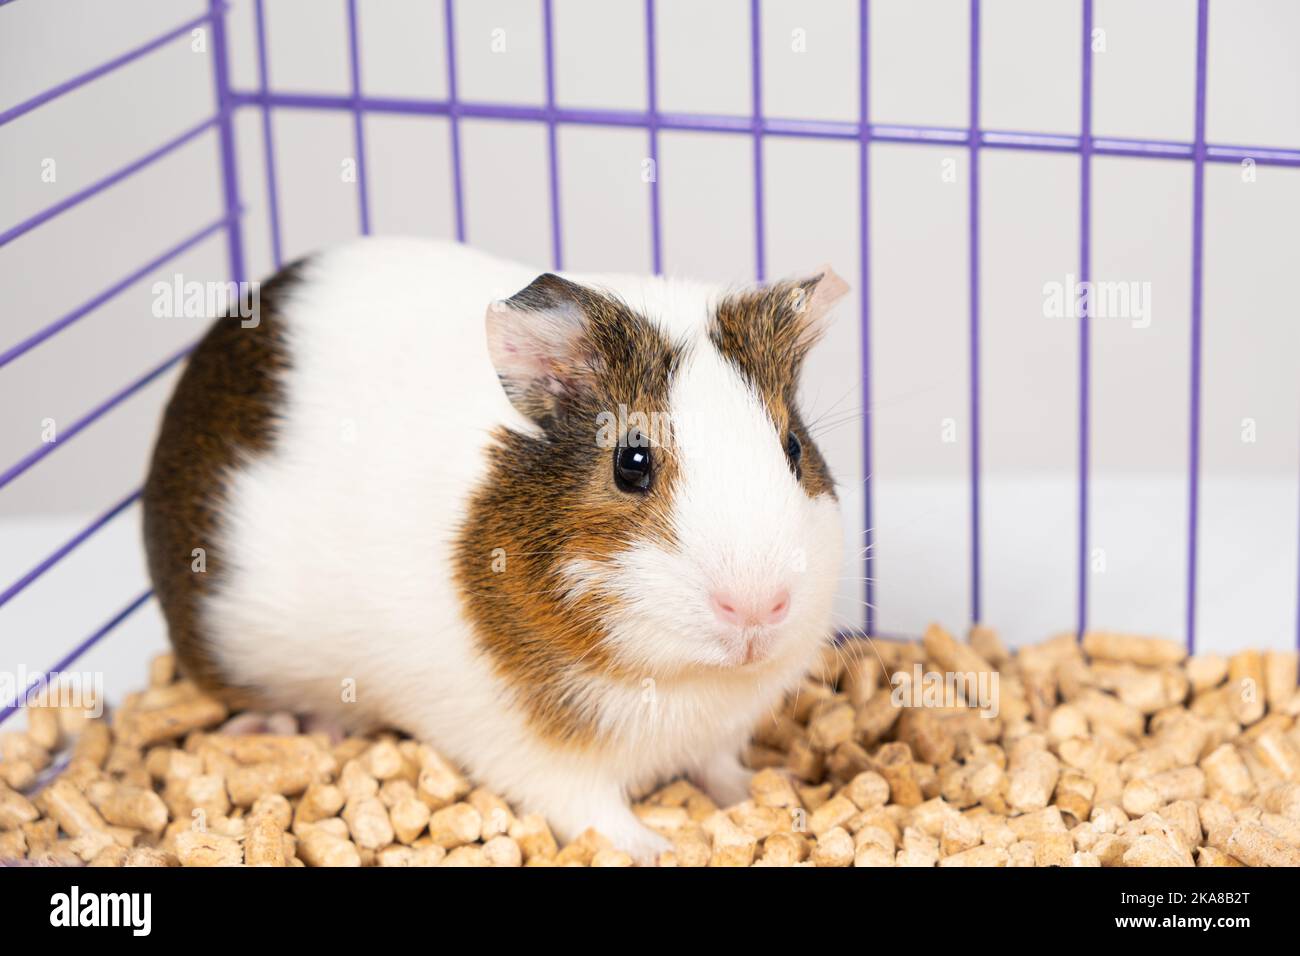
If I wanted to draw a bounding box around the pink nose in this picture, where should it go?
[710,588,791,628]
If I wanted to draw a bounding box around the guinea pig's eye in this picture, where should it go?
[785,431,803,478]
[614,438,652,493]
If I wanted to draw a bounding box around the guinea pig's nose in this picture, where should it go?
[710,588,791,627]
[765,588,791,625]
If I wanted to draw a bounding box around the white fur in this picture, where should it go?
[199,237,843,859]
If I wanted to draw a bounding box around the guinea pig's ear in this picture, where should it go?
[485,273,599,424]
[784,264,850,355]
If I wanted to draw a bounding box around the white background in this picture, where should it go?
[1,0,1299,711]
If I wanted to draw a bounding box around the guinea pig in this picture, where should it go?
[142,237,848,861]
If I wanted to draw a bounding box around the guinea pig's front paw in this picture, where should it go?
[560,803,672,865]
[602,818,673,866]
[529,777,674,864]
[691,750,754,809]
[219,710,298,736]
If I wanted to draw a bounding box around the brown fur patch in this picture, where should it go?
[455,279,685,746]
[142,261,305,706]
[710,280,837,499]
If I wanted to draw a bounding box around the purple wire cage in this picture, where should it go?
[3,0,1300,727]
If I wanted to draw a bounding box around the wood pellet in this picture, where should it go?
[2,626,1298,866]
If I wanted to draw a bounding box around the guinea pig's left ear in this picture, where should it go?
[785,264,850,354]
[485,273,600,423]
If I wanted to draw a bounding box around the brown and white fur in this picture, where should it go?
[143,238,847,860]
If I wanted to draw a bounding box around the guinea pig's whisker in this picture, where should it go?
[802,382,862,428]
[808,402,867,427]
[831,474,877,494]
[805,406,869,437]
[826,613,892,688]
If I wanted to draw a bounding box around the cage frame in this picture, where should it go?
[3,0,1300,726]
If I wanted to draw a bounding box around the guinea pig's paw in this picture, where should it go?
[569,802,673,865]
[298,712,349,745]
[219,710,298,736]
[604,818,673,866]
[692,751,754,809]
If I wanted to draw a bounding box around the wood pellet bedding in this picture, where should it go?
[2,625,1299,867]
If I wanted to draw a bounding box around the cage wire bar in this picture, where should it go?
[3,1,1300,724]
[1078,0,1094,646]
[858,0,875,643]
[966,0,980,629]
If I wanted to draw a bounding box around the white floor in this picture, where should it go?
[866,474,1299,653]
[1,500,168,723]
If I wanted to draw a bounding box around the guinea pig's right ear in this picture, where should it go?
[485,273,599,424]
